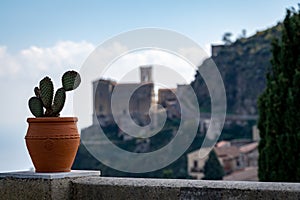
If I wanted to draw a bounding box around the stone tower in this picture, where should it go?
[140,65,153,83]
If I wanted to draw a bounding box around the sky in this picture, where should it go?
[0,0,299,172]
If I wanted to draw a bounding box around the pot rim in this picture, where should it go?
[27,117,78,123]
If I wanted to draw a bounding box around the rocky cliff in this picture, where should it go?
[192,24,282,115]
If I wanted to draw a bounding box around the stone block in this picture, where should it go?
[0,170,100,200]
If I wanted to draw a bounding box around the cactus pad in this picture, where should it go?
[28,97,44,117]
[62,70,81,91]
[39,77,54,108]
[52,87,66,115]
[34,87,41,98]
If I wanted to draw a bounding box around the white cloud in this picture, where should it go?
[204,43,212,57]
[81,41,129,82]
[178,47,209,67]
[0,41,95,78]
[0,46,21,76]
[103,49,199,85]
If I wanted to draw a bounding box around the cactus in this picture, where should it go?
[39,77,54,109]
[34,87,40,98]
[62,71,81,91]
[28,70,81,117]
[28,97,44,117]
[52,88,66,116]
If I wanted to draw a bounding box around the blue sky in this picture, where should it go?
[1,1,298,51]
[0,1,299,172]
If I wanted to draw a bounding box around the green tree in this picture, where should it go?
[162,169,174,178]
[238,29,247,39]
[222,32,233,45]
[203,150,224,180]
[258,8,300,182]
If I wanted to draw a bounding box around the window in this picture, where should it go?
[193,160,198,168]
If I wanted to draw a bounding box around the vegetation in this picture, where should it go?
[239,29,247,39]
[203,150,224,180]
[258,8,300,182]
[218,120,255,141]
[191,22,282,115]
[28,70,81,117]
[222,32,233,45]
[73,119,199,178]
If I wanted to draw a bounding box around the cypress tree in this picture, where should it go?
[258,7,300,182]
[203,150,224,180]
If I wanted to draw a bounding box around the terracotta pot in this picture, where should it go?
[25,117,80,173]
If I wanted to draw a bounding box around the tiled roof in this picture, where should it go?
[239,142,258,154]
[214,146,240,158]
[216,140,231,147]
[187,147,211,160]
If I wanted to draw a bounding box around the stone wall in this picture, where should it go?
[1,171,300,200]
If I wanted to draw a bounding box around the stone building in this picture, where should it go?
[92,66,154,127]
[187,145,240,179]
[239,142,258,168]
[187,148,211,179]
[158,88,180,119]
[187,140,259,180]
[158,88,177,107]
[92,79,116,126]
[214,145,241,174]
[211,44,225,57]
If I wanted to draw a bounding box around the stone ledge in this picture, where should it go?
[0,170,100,179]
[1,172,300,200]
[71,177,300,200]
[72,177,300,191]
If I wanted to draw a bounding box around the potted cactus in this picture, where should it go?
[25,70,81,173]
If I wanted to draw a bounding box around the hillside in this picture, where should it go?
[192,24,282,115]
[73,23,283,178]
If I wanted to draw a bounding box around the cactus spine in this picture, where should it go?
[28,70,81,117]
